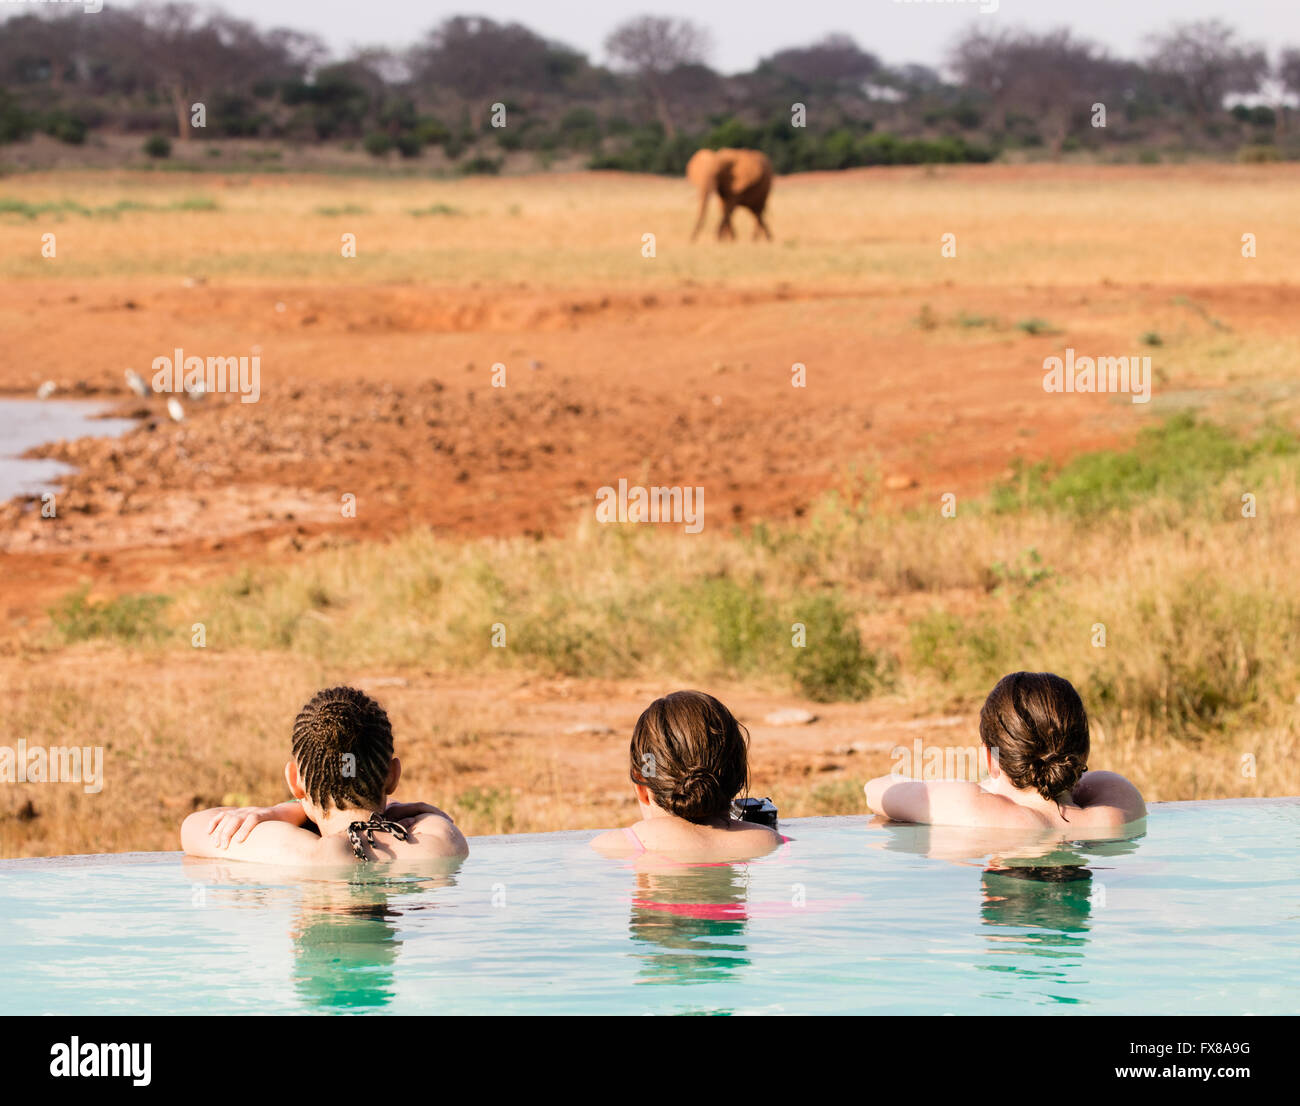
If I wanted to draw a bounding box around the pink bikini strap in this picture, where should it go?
[622,826,647,856]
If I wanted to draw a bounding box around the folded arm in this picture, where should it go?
[864,776,1043,828]
[181,806,327,864]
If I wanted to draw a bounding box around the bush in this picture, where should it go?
[362,131,392,157]
[459,154,502,175]
[44,112,88,146]
[1238,144,1280,163]
[143,134,171,159]
[791,595,894,702]
[0,88,34,143]
[414,117,450,146]
[393,132,424,158]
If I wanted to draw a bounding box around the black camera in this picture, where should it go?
[732,796,778,827]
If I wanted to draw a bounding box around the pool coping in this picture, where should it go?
[1,797,1295,870]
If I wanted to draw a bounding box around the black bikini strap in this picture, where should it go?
[346,810,413,861]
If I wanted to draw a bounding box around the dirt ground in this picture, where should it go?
[9,273,1291,620]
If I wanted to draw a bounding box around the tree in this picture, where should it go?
[1145,21,1267,125]
[604,15,713,138]
[111,3,318,141]
[411,16,584,100]
[950,27,1128,153]
[765,33,879,88]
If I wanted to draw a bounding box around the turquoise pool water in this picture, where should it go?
[1,799,1296,1015]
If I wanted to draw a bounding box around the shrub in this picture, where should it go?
[362,131,392,157]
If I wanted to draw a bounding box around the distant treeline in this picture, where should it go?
[2,5,1298,171]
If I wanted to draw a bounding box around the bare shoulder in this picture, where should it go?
[404,812,470,858]
[720,822,782,859]
[970,790,1056,829]
[590,828,637,856]
[1073,771,1146,822]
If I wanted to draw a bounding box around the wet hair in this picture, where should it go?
[291,686,394,811]
[629,691,749,824]
[979,672,1089,802]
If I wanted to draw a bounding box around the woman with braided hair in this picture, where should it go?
[864,672,1146,832]
[591,690,785,862]
[181,686,468,865]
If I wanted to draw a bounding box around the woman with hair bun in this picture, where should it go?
[864,672,1146,831]
[591,690,784,861]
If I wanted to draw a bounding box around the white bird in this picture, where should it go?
[125,369,150,397]
[167,397,184,422]
[36,381,57,399]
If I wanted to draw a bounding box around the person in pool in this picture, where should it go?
[590,690,783,861]
[181,686,468,865]
[864,671,1145,831]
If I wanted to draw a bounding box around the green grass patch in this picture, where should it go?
[991,412,1299,518]
[48,586,172,645]
[314,204,370,216]
[408,203,462,217]
[0,197,219,220]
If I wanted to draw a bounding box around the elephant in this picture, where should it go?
[686,148,773,242]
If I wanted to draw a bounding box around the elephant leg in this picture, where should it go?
[690,189,711,242]
[750,201,773,241]
[718,201,737,240]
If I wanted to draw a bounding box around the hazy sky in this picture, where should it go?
[102,0,1300,73]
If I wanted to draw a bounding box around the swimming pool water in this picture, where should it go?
[1,800,1295,1015]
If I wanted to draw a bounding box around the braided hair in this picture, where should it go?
[291,686,394,812]
[979,672,1090,802]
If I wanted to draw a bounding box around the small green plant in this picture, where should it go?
[988,547,1054,591]
[1016,317,1059,336]
[49,586,172,644]
[1140,331,1163,346]
[143,134,172,159]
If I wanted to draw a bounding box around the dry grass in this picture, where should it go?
[3,164,1300,288]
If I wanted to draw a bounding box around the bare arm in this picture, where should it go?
[865,776,1043,828]
[399,810,470,858]
[1072,771,1146,824]
[181,809,328,864]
